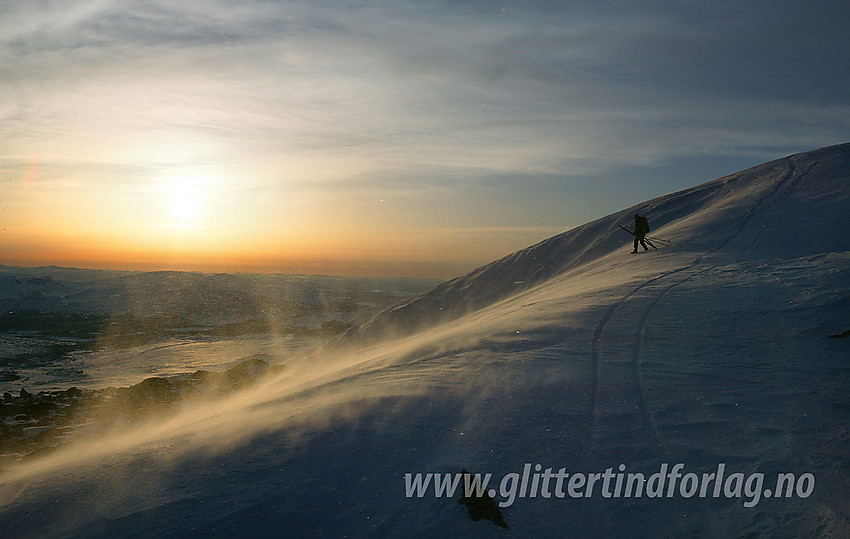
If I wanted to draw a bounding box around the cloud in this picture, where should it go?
[3,1,846,162]
[1,0,848,269]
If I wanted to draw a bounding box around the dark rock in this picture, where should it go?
[0,354,287,464]
[0,371,22,383]
[173,370,219,395]
[135,377,174,392]
[187,370,214,382]
[457,469,508,529]
[124,377,178,406]
[187,370,216,384]
[26,400,59,419]
[221,359,270,388]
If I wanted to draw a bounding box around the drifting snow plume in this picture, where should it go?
[1,143,849,537]
[347,143,850,343]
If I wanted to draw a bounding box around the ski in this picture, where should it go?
[619,224,658,250]
[619,224,670,245]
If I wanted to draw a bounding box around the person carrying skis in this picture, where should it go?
[632,214,650,253]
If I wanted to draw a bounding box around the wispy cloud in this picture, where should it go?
[1,0,848,272]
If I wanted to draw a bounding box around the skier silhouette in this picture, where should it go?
[632,214,649,253]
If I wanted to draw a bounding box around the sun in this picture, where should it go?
[165,175,205,228]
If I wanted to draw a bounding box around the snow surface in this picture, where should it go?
[1,143,849,537]
[0,272,435,392]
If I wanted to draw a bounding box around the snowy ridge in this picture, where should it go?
[0,144,849,537]
[349,143,850,342]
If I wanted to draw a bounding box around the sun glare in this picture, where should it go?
[165,175,205,228]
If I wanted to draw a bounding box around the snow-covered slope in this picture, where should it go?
[1,144,849,537]
[348,143,850,342]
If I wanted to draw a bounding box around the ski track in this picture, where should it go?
[587,159,806,462]
[739,161,814,259]
[587,266,689,459]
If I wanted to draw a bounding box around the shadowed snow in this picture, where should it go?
[1,143,849,537]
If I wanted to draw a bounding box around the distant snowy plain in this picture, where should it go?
[1,144,848,537]
[0,271,435,391]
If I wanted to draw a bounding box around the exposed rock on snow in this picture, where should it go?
[457,469,508,529]
[0,358,283,465]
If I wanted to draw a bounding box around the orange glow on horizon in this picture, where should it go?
[0,227,489,278]
[1,156,563,279]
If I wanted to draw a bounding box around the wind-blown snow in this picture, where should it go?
[1,144,849,537]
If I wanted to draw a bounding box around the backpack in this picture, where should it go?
[638,216,650,233]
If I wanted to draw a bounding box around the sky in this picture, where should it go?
[1,0,848,278]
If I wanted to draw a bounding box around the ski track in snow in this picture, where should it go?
[588,158,809,463]
[2,146,848,537]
